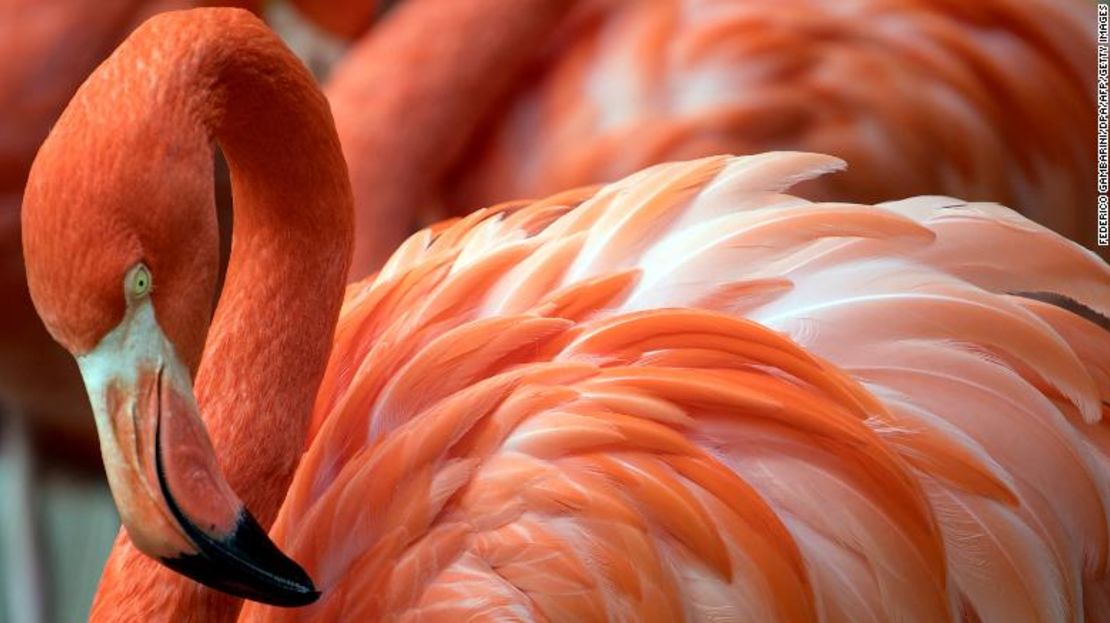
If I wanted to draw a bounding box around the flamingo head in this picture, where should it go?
[20,73,318,607]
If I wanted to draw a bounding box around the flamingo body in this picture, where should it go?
[237,153,1110,622]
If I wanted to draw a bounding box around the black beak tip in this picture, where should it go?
[153,399,319,607]
[160,509,321,608]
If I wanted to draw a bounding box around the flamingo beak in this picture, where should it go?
[75,299,318,607]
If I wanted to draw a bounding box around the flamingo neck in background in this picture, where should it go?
[325,0,574,275]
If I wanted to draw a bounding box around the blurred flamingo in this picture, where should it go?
[322,0,1098,275]
[21,9,1110,622]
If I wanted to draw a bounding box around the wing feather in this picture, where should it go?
[245,153,1108,622]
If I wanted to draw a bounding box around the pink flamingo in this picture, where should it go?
[21,9,1110,622]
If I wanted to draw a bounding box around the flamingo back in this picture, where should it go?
[246,152,1109,622]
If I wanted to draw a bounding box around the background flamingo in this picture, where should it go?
[322,0,1099,275]
[21,9,1110,622]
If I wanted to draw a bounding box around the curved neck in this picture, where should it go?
[89,10,352,621]
[325,0,573,274]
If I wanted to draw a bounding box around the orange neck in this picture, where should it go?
[87,10,353,621]
[325,0,573,275]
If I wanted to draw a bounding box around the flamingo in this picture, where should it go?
[0,0,332,477]
[322,0,1099,275]
[22,7,1110,623]
[0,2,329,620]
[1,4,234,620]
[0,0,201,483]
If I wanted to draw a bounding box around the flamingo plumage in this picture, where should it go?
[324,0,1099,275]
[21,7,1110,623]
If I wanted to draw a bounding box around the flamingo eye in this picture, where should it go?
[127,263,152,299]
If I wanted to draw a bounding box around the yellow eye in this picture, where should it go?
[129,263,152,298]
